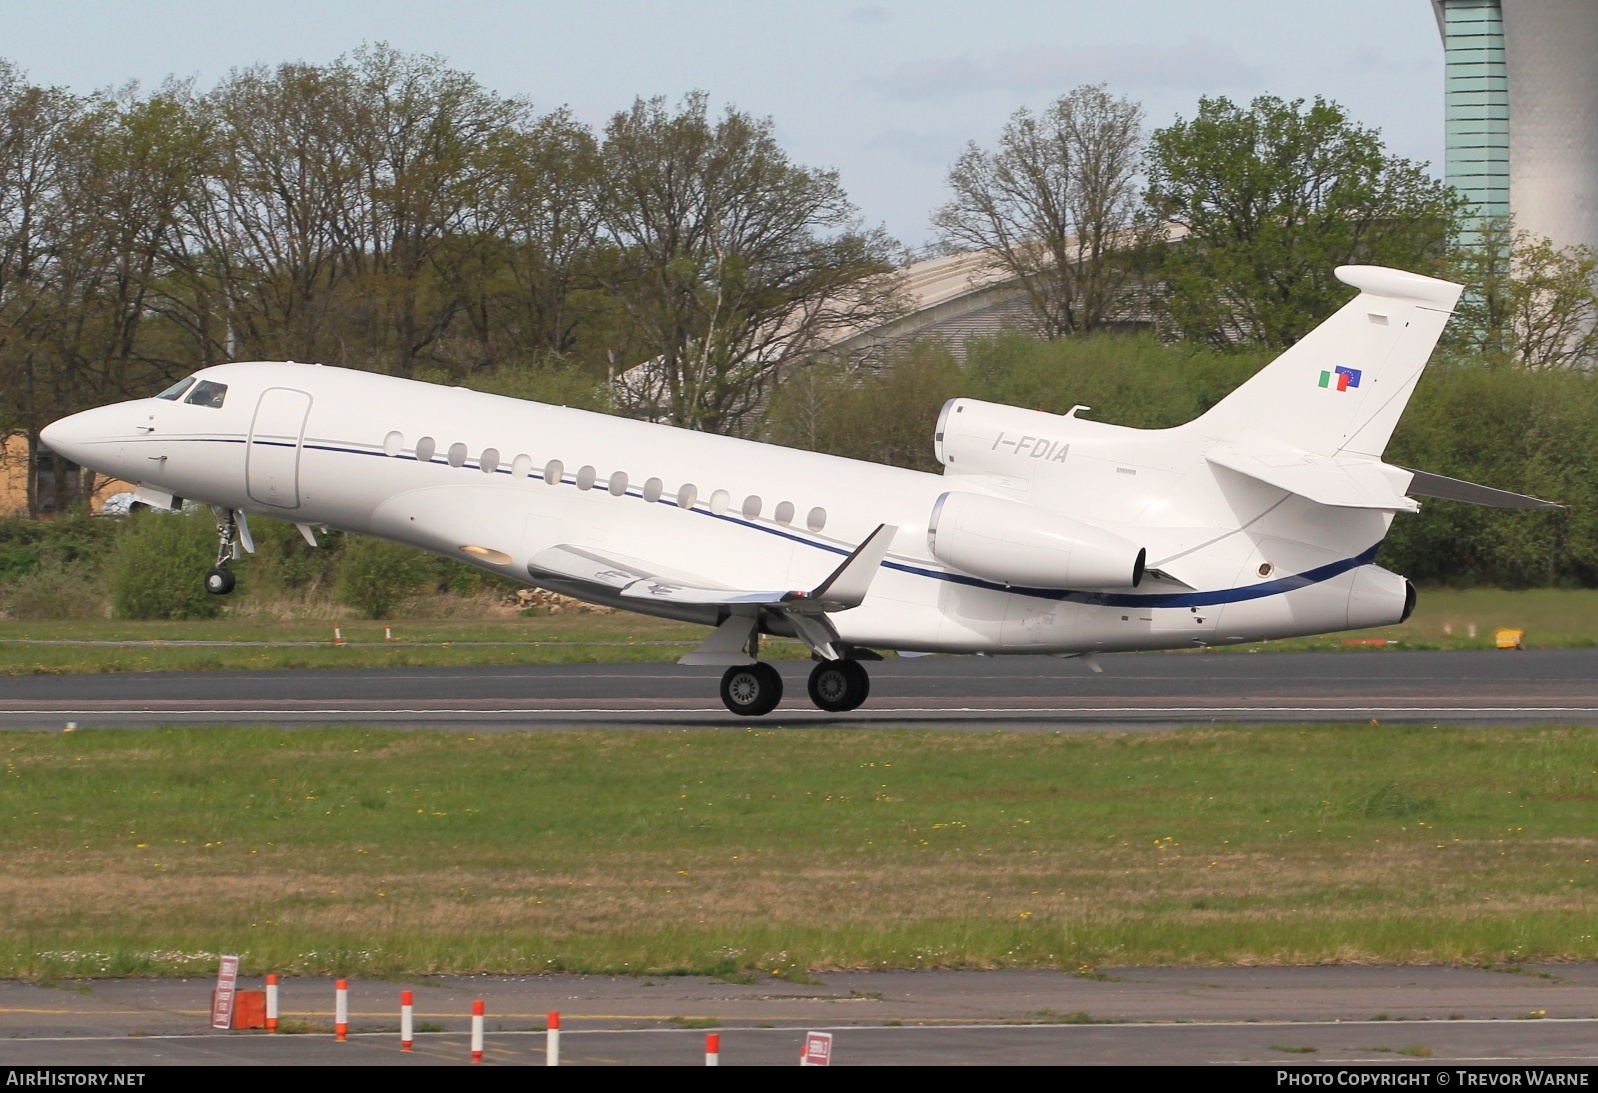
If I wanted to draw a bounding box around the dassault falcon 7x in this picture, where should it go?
[42,265,1554,716]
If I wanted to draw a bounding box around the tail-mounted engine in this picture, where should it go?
[935,398,1082,480]
[928,491,1146,590]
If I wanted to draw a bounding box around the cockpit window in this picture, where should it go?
[156,377,196,401]
[184,380,228,408]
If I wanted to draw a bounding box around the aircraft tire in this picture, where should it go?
[204,566,236,596]
[719,662,783,717]
[808,658,869,712]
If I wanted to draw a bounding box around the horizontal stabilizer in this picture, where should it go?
[1402,468,1561,510]
[1207,439,1417,512]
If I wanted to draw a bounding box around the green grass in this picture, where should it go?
[0,615,809,674]
[1,588,1594,674]
[3,723,1597,979]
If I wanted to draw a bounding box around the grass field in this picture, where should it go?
[3,724,1596,979]
[0,588,1593,675]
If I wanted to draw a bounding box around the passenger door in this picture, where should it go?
[246,388,312,509]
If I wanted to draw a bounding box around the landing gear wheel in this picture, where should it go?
[807,658,870,712]
[719,662,783,717]
[204,566,236,595]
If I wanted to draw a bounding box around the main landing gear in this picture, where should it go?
[806,658,870,713]
[716,658,871,717]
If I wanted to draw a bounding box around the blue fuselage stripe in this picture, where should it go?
[169,434,1382,610]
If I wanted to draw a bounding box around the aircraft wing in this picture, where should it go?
[528,523,897,619]
[526,543,783,606]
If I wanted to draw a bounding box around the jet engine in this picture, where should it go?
[934,398,1081,479]
[927,491,1147,589]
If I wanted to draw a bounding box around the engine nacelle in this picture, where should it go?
[935,397,1081,479]
[927,491,1147,589]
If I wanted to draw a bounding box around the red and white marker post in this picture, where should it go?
[706,1032,720,1066]
[265,974,279,1033]
[335,979,348,1042]
[546,1010,560,1066]
[471,999,485,1063]
[400,990,413,1051]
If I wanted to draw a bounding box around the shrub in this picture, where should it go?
[244,516,342,594]
[106,510,224,620]
[0,515,121,583]
[0,561,106,619]
[338,535,430,619]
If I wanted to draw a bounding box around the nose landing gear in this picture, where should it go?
[204,508,248,596]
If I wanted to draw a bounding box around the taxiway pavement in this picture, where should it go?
[4,966,1598,1065]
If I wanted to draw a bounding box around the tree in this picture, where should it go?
[466,108,605,365]
[183,46,523,373]
[596,92,900,435]
[1446,217,1598,370]
[933,84,1151,337]
[1144,95,1461,349]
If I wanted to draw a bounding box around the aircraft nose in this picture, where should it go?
[40,404,128,467]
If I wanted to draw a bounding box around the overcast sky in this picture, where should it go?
[0,0,1446,248]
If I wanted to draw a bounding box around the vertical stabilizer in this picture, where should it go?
[1191,266,1463,458]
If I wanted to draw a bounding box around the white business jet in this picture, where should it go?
[41,265,1552,716]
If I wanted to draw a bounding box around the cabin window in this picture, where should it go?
[543,458,563,485]
[512,454,533,478]
[480,448,500,474]
[643,477,663,503]
[608,471,628,496]
[676,483,698,510]
[415,437,436,463]
[709,489,730,514]
[741,495,762,519]
[184,380,228,408]
[576,465,596,490]
[807,506,827,532]
[383,431,404,457]
[774,501,794,526]
[448,442,468,468]
[156,377,196,401]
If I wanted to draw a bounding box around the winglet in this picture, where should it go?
[786,524,896,612]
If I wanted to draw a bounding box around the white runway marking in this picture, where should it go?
[7,705,1598,716]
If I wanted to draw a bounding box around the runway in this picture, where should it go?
[5,967,1598,1066]
[1,648,1596,729]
